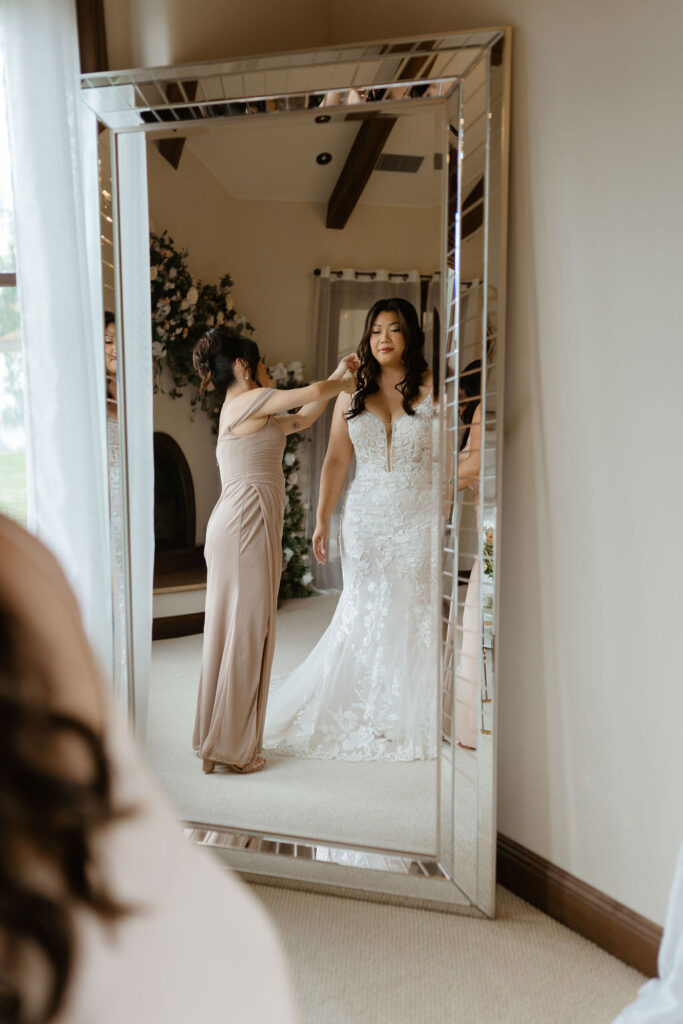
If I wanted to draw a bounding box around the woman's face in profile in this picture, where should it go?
[256,358,272,387]
[104,324,117,377]
[369,311,406,368]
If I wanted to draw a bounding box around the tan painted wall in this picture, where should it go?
[106,0,683,925]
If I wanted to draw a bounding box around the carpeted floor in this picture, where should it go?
[146,595,439,854]
[251,883,645,1023]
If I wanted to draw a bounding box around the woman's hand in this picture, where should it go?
[312,520,330,564]
[330,353,360,380]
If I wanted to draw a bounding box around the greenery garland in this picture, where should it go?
[150,230,254,432]
[149,230,315,600]
[270,362,316,600]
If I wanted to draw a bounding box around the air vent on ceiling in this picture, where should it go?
[375,153,424,173]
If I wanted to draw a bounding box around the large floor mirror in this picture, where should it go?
[83,29,510,916]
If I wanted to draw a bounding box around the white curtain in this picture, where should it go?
[309,268,422,590]
[613,840,683,1022]
[1,0,112,669]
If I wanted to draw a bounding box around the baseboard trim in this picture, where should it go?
[152,611,204,641]
[497,833,662,976]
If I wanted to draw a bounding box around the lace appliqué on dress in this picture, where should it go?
[263,394,439,761]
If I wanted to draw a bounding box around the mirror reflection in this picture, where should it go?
[141,106,443,855]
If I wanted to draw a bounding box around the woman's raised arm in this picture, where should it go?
[276,355,360,436]
[312,393,354,564]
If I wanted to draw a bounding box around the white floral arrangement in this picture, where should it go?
[149,230,252,416]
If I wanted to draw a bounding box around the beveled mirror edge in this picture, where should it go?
[483,24,512,915]
[81,27,509,89]
[93,27,511,918]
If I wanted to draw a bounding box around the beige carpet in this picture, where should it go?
[146,595,439,854]
[251,883,645,1024]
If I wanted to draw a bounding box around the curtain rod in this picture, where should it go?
[313,268,437,281]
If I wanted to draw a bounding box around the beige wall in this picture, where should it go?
[106,1,683,925]
[147,142,439,541]
[103,0,331,69]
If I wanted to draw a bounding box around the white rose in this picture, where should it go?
[216,311,225,324]
[283,547,294,562]
[187,286,199,305]
[289,473,298,485]
[270,362,287,384]
[150,266,158,280]
[226,296,235,311]
[169,267,177,279]
[302,572,313,586]
[284,452,296,466]
[206,315,215,327]
[151,341,166,357]
[180,299,189,310]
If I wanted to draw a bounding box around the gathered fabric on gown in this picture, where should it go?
[193,388,285,765]
[263,392,439,762]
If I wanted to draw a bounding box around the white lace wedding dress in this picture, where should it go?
[263,392,439,762]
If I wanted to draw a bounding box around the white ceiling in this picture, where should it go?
[182,107,442,208]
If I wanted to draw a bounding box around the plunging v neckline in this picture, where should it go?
[362,390,432,471]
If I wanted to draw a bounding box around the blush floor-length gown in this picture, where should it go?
[193,388,285,766]
[263,392,439,762]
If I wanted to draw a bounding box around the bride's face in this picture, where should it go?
[369,311,406,369]
[104,323,117,376]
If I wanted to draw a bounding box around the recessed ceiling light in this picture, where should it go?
[316,152,332,165]
[315,114,331,124]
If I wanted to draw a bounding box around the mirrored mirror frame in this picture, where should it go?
[82,28,511,917]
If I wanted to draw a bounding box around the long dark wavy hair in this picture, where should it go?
[192,328,261,399]
[0,600,129,1023]
[459,359,482,450]
[346,297,428,420]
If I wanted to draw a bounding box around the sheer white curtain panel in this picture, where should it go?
[1,0,112,670]
[613,839,683,1023]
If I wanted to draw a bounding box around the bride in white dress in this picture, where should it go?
[263,298,438,762]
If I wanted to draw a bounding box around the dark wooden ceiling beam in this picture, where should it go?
[156,82,199,170]
[325,46,436,231]
[326,117,396,230]
[75,0,109,74]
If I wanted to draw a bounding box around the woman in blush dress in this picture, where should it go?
[191,328,357,775]
[263,298,439,762]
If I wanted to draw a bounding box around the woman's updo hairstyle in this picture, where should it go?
[192,328,262,399]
